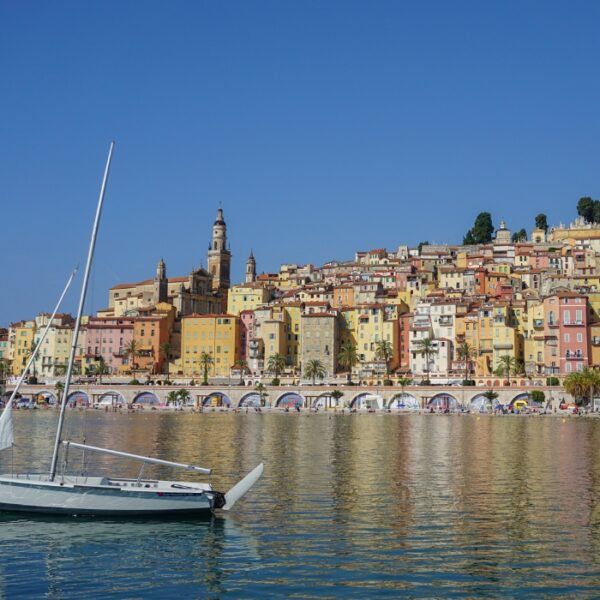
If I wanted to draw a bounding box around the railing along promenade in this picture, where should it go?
[6,382,574,411]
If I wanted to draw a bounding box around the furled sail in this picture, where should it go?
[0,400,13,451]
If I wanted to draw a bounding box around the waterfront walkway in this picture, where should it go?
[8,383,574,412]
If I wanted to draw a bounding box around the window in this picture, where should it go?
[563,311,570,325]
[577,333,583,343]
[564,333,570,343]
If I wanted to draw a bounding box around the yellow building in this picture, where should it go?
[227,284,271,316]
[438,267,466,291]
[356,304,399,371]
[9,320,36,376]
[339,307,359,350]
[181,314,241,378]
[33,313,74,378]
[271,303,302,368]
[523,301,545,376]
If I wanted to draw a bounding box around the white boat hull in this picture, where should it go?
[0,474,217,516]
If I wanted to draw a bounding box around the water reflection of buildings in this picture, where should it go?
[0,516,257,597]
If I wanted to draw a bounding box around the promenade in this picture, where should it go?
[8,383,575,412]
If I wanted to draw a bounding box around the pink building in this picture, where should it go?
[85,316,135,373]
[543,292,588,375]
[239,310,255,361]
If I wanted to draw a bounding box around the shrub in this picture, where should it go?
[271,378,280,386]
[546,377,560,386]
[129,379,140,385]
[420,379,431,386]
[462,379,476,386]
[530,390,545,404]
[27,376,38,385]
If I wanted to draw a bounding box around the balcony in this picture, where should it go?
[547,320,559,328]
[564,321,584,327]
[493,342,514,350]
[565,352,584,360]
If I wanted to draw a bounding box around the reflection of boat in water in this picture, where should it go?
[0,513,260,597]
[0,143,263,517]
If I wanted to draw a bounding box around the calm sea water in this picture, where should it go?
[1,411,600,598]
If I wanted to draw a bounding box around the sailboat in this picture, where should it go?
[0,142,263,516]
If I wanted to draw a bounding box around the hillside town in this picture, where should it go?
[2,205,600,388]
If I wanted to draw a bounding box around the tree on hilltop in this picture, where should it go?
[463,212,494,245]
[535,213,548,232]
[577,197,595,223]
[511,229,527,243]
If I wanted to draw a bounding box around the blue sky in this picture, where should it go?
[1,1,599,324]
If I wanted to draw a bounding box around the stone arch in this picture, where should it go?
[97,391,125,408]
[275,392,304,408]
[470,394,499,413]
[67,391,90,407]
[238,392,262,408]
[35,390,57,406]
[350,392,382,410]
[202,392,232,407]
[132,391,161,407]
[389,392,420,410]
[427,393,459,412]
[312,392,344,409]
[510,392,541,409]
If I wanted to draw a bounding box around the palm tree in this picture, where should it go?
[495,355,520,385]
[255,382,268,407]
[234,359,248,385]
[338,341,358,383]
[55,381,65,403]
[414,337,437,382]
[159,342,172,378]
[305,359,326,385]
[177,388,191,406]
[54,364,67,377]
[374,340,393,375]
[483,389,499,411]
[0,360,10,384]
[25,341,38,381]
[330,389,344,409]
[267,353,287,379]
[166,390,179,406]
[199,352,214,386]
[93,359,109,384]
[124,340,141,374]
[457,342,475,382]
[564,369,600,407]
[397,376,412,397]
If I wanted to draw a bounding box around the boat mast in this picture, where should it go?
[49,142,115,481]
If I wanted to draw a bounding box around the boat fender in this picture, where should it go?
[212,491,226,509]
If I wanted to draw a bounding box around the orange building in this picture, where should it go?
[132,303,176,374]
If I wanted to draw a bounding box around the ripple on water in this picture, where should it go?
[1,412,600,597]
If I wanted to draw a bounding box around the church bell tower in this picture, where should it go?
[245,250,256,283]
[207,207,231,292]
[153,258,168,304]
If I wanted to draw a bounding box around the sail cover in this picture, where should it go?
[0,400,14,451]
